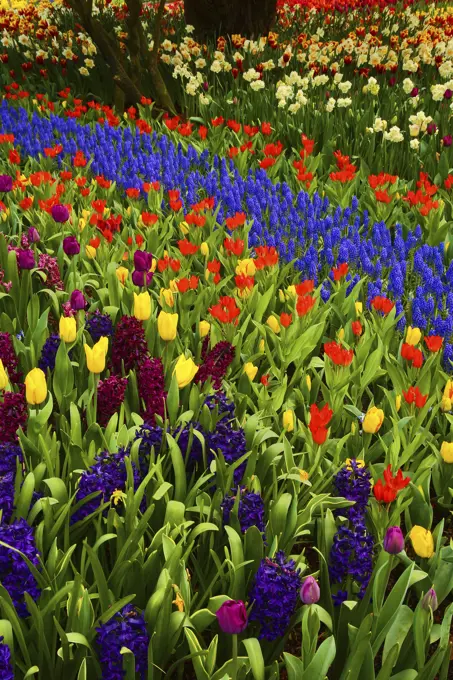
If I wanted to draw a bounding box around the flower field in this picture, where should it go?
[0,0,453,677]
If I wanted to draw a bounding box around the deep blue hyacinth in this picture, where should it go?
[0,637,13,680]
[221,489,265,534]
[248,551,302,641]
[96,605,149,680]
[85,310,114,342]
[0,519,40,617]
[333,461,372,524]
[208,422,247,485]
[329,522,374,599]
[38,334,60,372]
[204,393,235,424]
[0,443,23,521]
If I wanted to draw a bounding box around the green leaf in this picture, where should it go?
[242,638,265,680]
[303,635,336,680]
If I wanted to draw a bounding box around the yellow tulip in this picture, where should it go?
[200,242,209,257]
[279,289,286,303]
[244,362,258,381]
[287,285,296,298]
[59,316,77,343]
[406,326,421,346]
[85,245,96,259]
[396,394,401,412]
[160,288,174,308]
[116,266,128,285]
[98,336,109,355]
[306,375,311,391]
[355,301,363,316]
[0,359,8,390]
[84,338,108,373]
[158,311,178,341]
[169,279,179,293]
[199,320,210,338]
[266,315,280,334]
[25,367,47,405]
[150,259,157,273]
[410,525,434,559]
[78,218,86,232]
[299,469,309,482]
[338,327,345,342]
[351,422,356,434]
[441,396,451,412]
[283,409,294,432]
[81,209,90,220]
[440,441,453,463]
[236,258,256,277]
[259,339,265,353]
[133,292,151,321]
[362,406,384,434]
[179,221,189,235]
[441,380,453,412]
[174,354,199,388]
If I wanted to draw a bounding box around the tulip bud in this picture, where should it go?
[396,394,401,412]
[421,588,438,612]
[199,320,210,338]
[158,311,178,341]
[300,576,320,605]
[215,600,248,634]
[266,315,280,334]
[85,245,96,259]
[133,292,152,321]
[59,316,77,343]
[25,367,48,405]
[27,227,40,243]
[84,337,108,373]
[409,525,434,559]
[283,409,294,432]
[306,374,311,391]
[362,406,384,434]
[406,326,421,346]
[279,289,286,303]
[383,526,404,554]
[355,301,363,316]
[78,218,86,232]
[440,441,453,463]
[174,354,199,388]
[244,362,258,381]
[116,266,128,284]
[338,327,345,341]
[299,469,309,482]
[179,220,189,235]
[287,285,296,298]
[200,242,209,257]
[0,359,8,390]
[259,339,265,353]
[351,422,356,435]
[160,288,174,308]
[150,258,157,273]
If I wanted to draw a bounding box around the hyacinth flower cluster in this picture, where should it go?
[221,487,266,534]
[0,443,23,522]
[3,103,453,368]
[0,519,40,617]
[0,637,13,680]
[329,461,374,604]
[96,605,149,680]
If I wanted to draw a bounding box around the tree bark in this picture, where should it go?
[184,0,278,40]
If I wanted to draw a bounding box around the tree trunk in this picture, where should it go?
[184,0,277,40]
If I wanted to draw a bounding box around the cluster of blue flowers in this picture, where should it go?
[0,637,13,680]
[329,461,374,604]
[96,605,149,680]
[0,519,40,617]
[221,488,265,534]
[0,443,22,522]
[1,102,452,363]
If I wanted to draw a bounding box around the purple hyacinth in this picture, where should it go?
[0,519,41,617]
[333,461,372,523]
[96,605,149,680]
[0,443,23,522]
[221,488,265,534]
[0,637,13,679]
[72,449,141,524]
[137,357,166,423]
[97,375,128,427]
[112,316,148,374]
[51,204,70,223]
[0,175,13,193]
[0,389,27,443]
[0,332,21,383]
[196,341,235,389]
[134,423,164,459]
[208,422,247,485]
[248,551,302,641]
[38,254,64,290]
[38,335,61,373]
[329,522,374,600]
[204,393,235,424]
[85,310,114,342]
[175,423,206,465]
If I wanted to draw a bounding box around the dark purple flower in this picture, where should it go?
[0,175,12,193]
[27,227,40,243]
[63,236,80,256]
[17,249,35,270]
[0,443,23,522]
[202,81,209,92]
[85,310,114,342]
[300,576,320,605]
[137,357,166,423]
[133,250,153,272]
[51,204,69,223]
[132,270,153,287]
[97,375,128,427]
[249,552,302,641]
[442,135,452,148]
[222,489,265,534]
[112,315,149,374]
[383,526,404,554]
[421,588,438,612]
[70,289,86,310]
[196,341,235,389]
[0,519,41,617]
[410,87,419,97]
[38,335,60,373]
[388,77,396,87]
[0,389,27,443]
[329,521,374,598]
[0,332,21,383]
[427,123,437,135]
[333,461,371,523]
[208,422,247,485]
[96,605,149,680]
[204,393,235,424]
[134,423,164,458]
[0,637,14,680]
[216,600,247,634]
[38,254,64,290]
[444,89,452,100]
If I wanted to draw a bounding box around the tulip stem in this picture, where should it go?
[231,634,238,680]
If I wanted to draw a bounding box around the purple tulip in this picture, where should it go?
[410,87,419,97]
[444,89,453,100]
[216,600,247,634]
[383,526,404,554]
[70,289,86,311]
[132,269,153,287]
[300,576,320,605]
[133,250,153,272]
[443,135,452,148]
[0,175,13,193]
[27,226,40,243]
[421,588,438,612]
[388,77,396,87]
[427,123,437,135]
[51,204,70,223]
[63,236,80,256]
[202,81,209,92]
[17,249,35,270]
